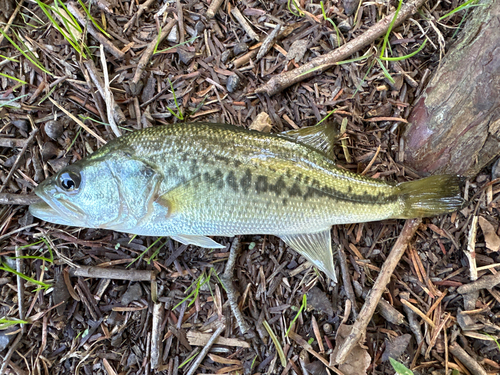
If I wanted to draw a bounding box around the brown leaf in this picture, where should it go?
[478,216,500,252]
[332,324,371,375]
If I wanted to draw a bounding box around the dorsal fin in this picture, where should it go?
[279,122,340,158]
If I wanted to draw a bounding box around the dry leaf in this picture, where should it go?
[478,216,500,252]
[332,324,371,375]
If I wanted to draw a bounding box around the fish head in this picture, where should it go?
[30,150,162,231]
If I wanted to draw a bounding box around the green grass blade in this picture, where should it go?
[389,358,414,375]
[0,262,51,289]
[380,39,427,61]
[380,0,403,58]
[262,320,287,367]
[439,0,484,20]
[376,57,395,84]
[0,72,27,84]
[0,29,51,74]
[286,293,307,337]
[76,0,111,37]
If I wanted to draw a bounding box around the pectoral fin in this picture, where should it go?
[279,229,338,282]
[171,234,225,249]
[280,122,340,158]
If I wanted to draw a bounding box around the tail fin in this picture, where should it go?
[395,175,464,219]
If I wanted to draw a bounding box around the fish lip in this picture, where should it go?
[29,182,86,226]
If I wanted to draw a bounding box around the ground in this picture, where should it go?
[0,0,499,374]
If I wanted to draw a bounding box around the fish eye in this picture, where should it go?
[58,170,81,192]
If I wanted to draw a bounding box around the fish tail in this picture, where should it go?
[394,175,464,219]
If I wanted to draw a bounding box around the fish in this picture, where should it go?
[29,122,463,282]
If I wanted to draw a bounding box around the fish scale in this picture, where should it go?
[30,122,463,281]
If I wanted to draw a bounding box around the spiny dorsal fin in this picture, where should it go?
[279,228,338,283]
[280,122,340,158]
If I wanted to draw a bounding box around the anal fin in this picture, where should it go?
[279,229,338,283]
[171,234,225,249]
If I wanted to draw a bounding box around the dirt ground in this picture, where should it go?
[0,0,500,374]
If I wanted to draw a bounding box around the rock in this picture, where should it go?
[177,47,195,65]
[44,120,64,140]
[381,334,411,362]
[226,74,240,93]
[167,25,178,43]
[306,286,335,316]
[338,19,351,32]
[233,42,248,55]
[121,283,143,305]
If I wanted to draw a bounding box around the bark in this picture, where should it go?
[403,0,500,177]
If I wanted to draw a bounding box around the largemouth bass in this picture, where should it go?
[30,122,463,281]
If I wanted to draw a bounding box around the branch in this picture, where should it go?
[255,0,427,96]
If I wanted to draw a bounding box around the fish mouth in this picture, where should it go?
[29,200,76,226]
[29,184,86,227]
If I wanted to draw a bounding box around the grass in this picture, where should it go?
[287,0,304,17]
[389,358,414,375]
[320,1,341,47]
[178,349,200,369]
[174,269,215,310]
[155,35,199,54]
[0,28,51,75]
[262,320,287,367]
[0,72,27,85]
[439,0,483,20]
[166,78,184,121]
[35,0,89,58]
[286,293,307,337]
[0,261,51,290]
[0,318,29,330]
[127,237,167,268]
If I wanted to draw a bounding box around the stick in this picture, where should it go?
[0,193,41,205]
[123,0,156,33]
[66,2,124,59]
[49,97,107,144]
[338,244,358,317]
[131,18,177,91]
[69,265,156,281]
[206,0,224,18]
[185,323,225,375]
[0,129,38,193]
[334,218,421,364]
[457,272,500,295]
[255,0,427,96]
[150,302,164,369]
[231,7,260,42]
[449,342,488,375]
[0,0,24,45]
[99,44,121,137]
[0,138,27,148]
[221,237,250,334]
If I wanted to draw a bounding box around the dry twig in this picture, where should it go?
[0,193,41,205]
[334,218,421,364]
[69,265,156,281]
[449,342,488,375]
[255,0,427,96]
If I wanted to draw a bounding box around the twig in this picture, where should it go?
[221,237,250,334]
[334,218,421,364]
[0,129,38,193]
[176,0,184,44]
[353,280,404,325]
[465,215,478,280]
[83,59,126,125]
[256,24,281,61]
[338,244,358,317]
[185,323,225,375]
[0,138,27,148]
[0,193,41,205]
[99,44,121,137]
[131,18,177,91]
[15,247,25,322]
[123,0,156,33]
[457,271,500,295]
[66,2,125,59]
[69,265,156,281]
[0,329,24,375]
[150,302,163,369]
[49,97,107,144]
[206,0,224,18]
[255,0,427,96]
[0,223,38,242]
[0,0,24,45]
[400,292,426,354]
[449,342,488,375]
[231,7,260,42]
[400,299,435,328]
